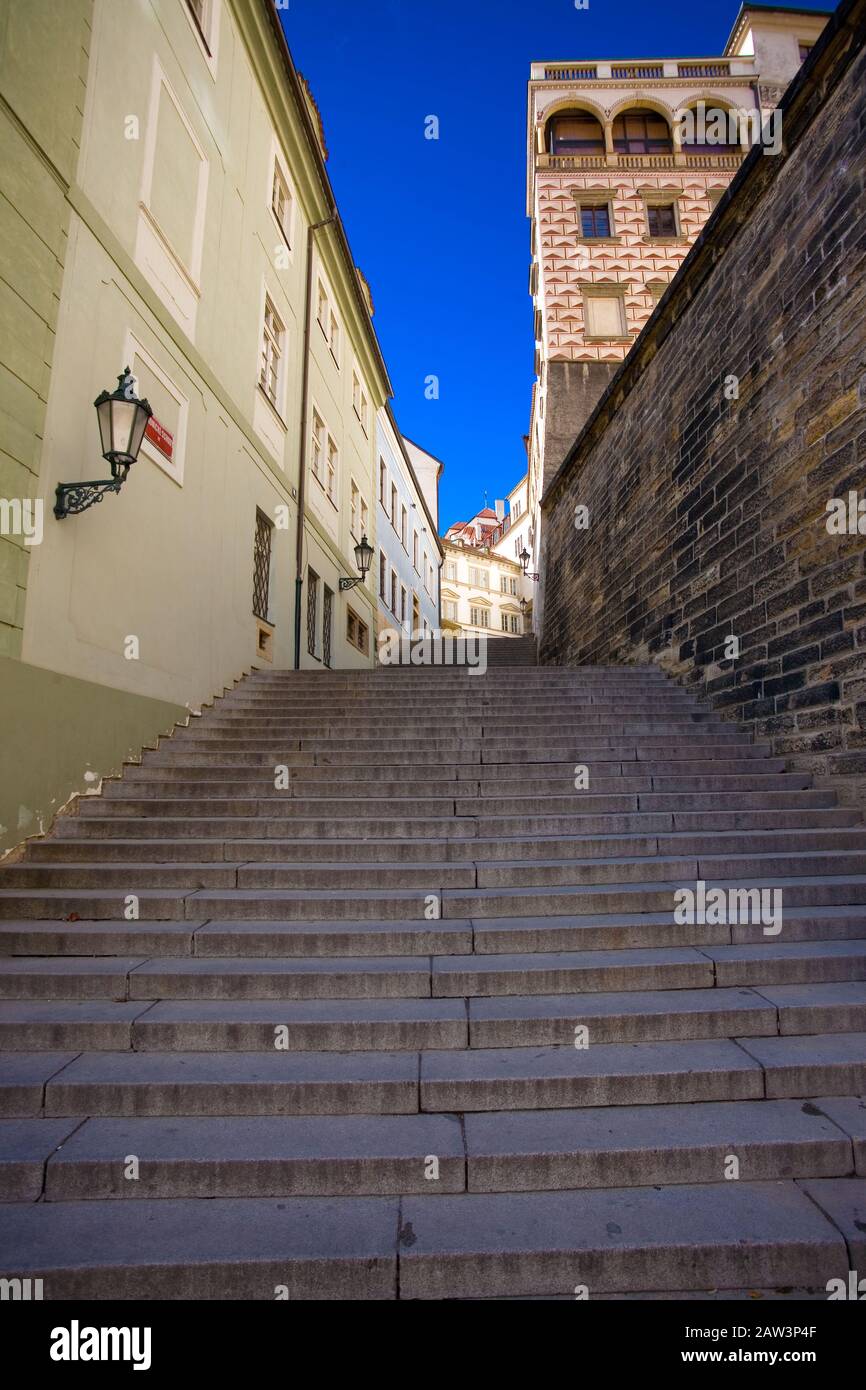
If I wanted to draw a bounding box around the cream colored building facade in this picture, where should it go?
[441,508,532,639]
[0,0,397,854]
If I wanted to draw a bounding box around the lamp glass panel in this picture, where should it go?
[96,398,113,458]
[128,404,150,461]
[110,399,137,458]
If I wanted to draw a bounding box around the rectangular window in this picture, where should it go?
[252,510,273,622]
[584,293,626,338]
[260,295,284,409]
[391,570,398,615]
[413,533,419,571]
[317,282,328,331]
[326,437,338,505]
[401,586,407,622]
[470,606,490,629]
[360,496,368,537]
[360,390,368,434]
[379,550,387,598]
[510,577,517,595]
[401,505,407,549]
[390,483,398,529]
[444,560,457,580]
[443,599,458,621]
[500,576,508,594]
[379,459,387,505]
[311,411,324,482]
[185,0,213,55]
[501,613,509,632]
[647,204,677,237]
[306,567,319,657]
[328,309,340,365]
[511,614,520,634]
[347,607,369,655]
[580,204,611,238]
[350,481,359,538]
[322,585,333,668]
[352,372,361,418]
[468,566,489,588]
[271,162,292,245]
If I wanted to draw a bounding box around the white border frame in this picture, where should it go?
[139,58,210,290]
[123,329,189,487]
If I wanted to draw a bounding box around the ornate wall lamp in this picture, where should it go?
[338,535,374,591]
[519,546,540,582]
[54,367,153,519]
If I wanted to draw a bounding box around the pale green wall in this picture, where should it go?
[0,654,186,857]
[0,0,92,656]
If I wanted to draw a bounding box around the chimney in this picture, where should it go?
[495,499,506,521]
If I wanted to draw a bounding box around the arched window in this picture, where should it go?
[612,108,672,154]
[547,110,605,156]
[679,105,741,155]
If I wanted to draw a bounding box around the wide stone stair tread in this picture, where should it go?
[1,663,865,1297]
[0,1180,859,1298]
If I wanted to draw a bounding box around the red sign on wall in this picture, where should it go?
[145,416,174,461]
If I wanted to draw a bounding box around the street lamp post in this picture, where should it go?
[339,535,374,591]
[54,368,153,519]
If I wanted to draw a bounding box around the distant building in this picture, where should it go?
[526,2,831,631]
[375,411,442,642]
[442,502,532,638]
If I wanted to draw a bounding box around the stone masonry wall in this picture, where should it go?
[540,0,866,805]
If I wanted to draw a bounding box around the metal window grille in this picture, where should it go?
[307,568,319,656]
[253,511,272,621]
[323,586,333,668]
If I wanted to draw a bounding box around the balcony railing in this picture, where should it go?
[611,63,664,79]
[537,151,744,171]
[543,64,598,81]
[533,56,754,82]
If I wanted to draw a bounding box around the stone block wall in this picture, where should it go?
[540,0,866,804]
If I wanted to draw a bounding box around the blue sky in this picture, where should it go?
[279,0,831,531]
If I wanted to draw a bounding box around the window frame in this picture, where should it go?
[259,292,286,416]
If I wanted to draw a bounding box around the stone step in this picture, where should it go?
[51,805,856,845]
[463,1098,860,1192]
[473,905,866,952]
[14,1050,421,1117]
[467,982,866,1047]
[0,918,473,958]
[4,873,866,922]
[7,1098,852,1202]
[735,1032,866,1097]
[0,999,471,1052]
[432,941,866,998]
[4,939,862,1004]
[4,1034,860,1119]
[418,1035,866,1112]
[0,920,201,958]
[2,905,864,963]
[27,827,866,866]
[0,1192,402,1296]
[2,1179,853,1297]
[397,1180,858,1298]
[0,955,434,1001]
[6,985,863,1054]
[36,1113,466,1200]
[13,849,866,896]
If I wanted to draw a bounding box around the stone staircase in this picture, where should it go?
[0,663,864,1300]
[483,633,537,665]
